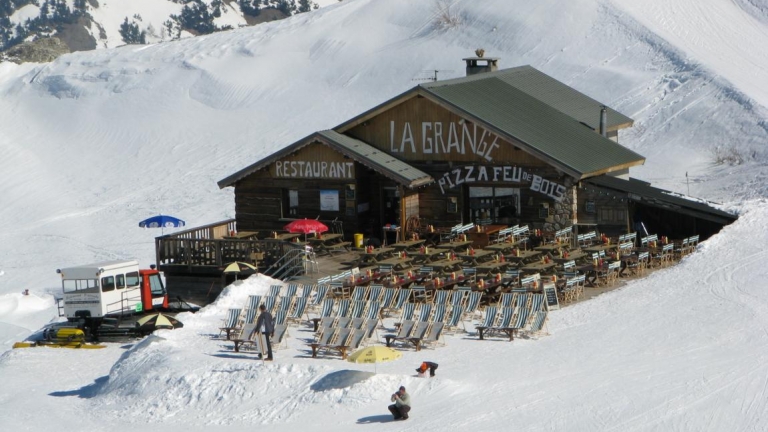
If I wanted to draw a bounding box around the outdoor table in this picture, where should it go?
[504,250,542,264]
[521,261,557,274]
[457,249,497,266]
[476,261,511,276]
[409,248,444,264]
[435,240,473,252]
[484,242,516,254]
[382,226,401,245]
[619,254,639,276]
[426,258,464,275]
[583,244,618,254]
[534,244,563,254]
[391,239,426,251]
[467,224,506,249]
[552,250,588,264]
[272,232,301,241]
[356,247,397,267]
[307,233,348,255]
[223,230,259,240]
[376,256,414,272]
[576,263,608,286]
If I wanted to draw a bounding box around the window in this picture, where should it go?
[126,271,140,287]
[101,276,115,292]
[147,273,166,297]
[283,189,299,216]
[116,274,125,289]
[469,186,520,224]
[62,279,98,293]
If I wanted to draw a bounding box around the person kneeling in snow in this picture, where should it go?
[416,361,438,377]
[388,386,411,420]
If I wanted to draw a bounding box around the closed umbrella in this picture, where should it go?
[136,313,183,334]
[347,345,402,373]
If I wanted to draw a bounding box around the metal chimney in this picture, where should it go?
[599,106,607,137]
[462,49,499,76]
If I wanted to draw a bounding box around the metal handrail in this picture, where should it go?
[269,248,306,280]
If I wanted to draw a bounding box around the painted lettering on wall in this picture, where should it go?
[389,121,501,161]
[274,160,355,179]
[437,165,567,201]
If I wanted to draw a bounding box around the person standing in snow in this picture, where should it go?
[252,304,274,361]
[388,386,411,420]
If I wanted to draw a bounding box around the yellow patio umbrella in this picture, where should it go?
[222,261,258,280]
[347,345,402,373]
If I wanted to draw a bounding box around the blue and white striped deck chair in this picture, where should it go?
[490,307,515,336]
[499,306,529,341]
[288,297,308,325]
[299,284,315,298]
[269,285,282,297]
[386,288,411,317]
[444,304,464,334]
[285,284,299,298]
[350,317,366,329]
[515,293,530,309]
[498,292,516,308]
[263,296,277,313]
[450,290,467,310]
[462,291,482,322]
[318,298,335,319]
[417,303,433,322]
[336,298,352,318]
[242,308,259,325]
[310,285,330,310]
[219,308,242,338]
[526,310,549,337]
[277,296,293,313]
[351,286,368,301]
[379,288,398,315]
[317,316,336,333]
[336,316,352,329]
[244,295,262,312]
[365,302,381,321]
[529,293,545,313]
[274,309,288,326]
[368,285,384,303]
[350,300,367,319]
[433,290,449,306]
[520,275,538,291]
[421,322,445,348]
[399,302,417,324]
[431,303,447,324]
[476,306,498,333]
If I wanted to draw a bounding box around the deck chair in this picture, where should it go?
[529,293,544,313]
[350,300,367,319]
[350,317,366,330]
[308,285,329,312]
[498,292,516,308]
[219,308,242,339]
[276,296,293,313]
[597,261,621,287]
[385,289,411,317]
[336,299,352,318]
[450,290,467,310]
[231,323,258,352]
[363,319,379,341]
[398,302,417,324]
[368,285,384,303]
[415,322,445,350]
[244,294,262,312]
[310,327,352,358]
[433,290,450,306]
[505,306,531,340]
[475,305,498,336]
[526,310,549,337]
[389,320,429,350]
[379,287,398,314]
[336,316,352,329]
[364,302,382,321]
[416,303,433,322]
[383,320,415,347]
[273,309,288,326]
[272,323,289,349]
[462,291,482,324]
[263,296,277,313]
[285,284,299,298]
[350,286,368,301]
[431,303,447,323]
[241,308,259,325]
[520,275,538,291]
[288,296,308,325]
[444,304,464,334]
[338,329,367,359]
[477,306,514,340]
[299,284,315,298]
[268,285,282,297]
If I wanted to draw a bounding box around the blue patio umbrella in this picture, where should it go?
[139,215,186,234]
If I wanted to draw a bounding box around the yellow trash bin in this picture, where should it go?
[354,233,364,248]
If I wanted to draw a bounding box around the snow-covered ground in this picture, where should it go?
[1,0,768,430]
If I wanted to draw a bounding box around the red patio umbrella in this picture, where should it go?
[284,218,329,235]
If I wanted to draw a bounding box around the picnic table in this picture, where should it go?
[223,230,259,240]
[356,247,397,267]
[457,249,498,266]
[551,250,588,264]
[307,233,350,255]
[521,261,557,274]
[376,256,414,272]
[391,239,426,251]
[504,250,542,264]
[426,258,464,275]
[275,233,302,241]
[435,240,473,252]
[534,244,563,254]
[467,224,507,248]
[409,248,444,264]
[583,243,618,254]
[476,261,511,276]
[484,242,517,254]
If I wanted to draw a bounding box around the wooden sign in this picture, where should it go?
[543,282,559,311]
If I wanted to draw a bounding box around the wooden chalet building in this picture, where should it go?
[158,56,736,304]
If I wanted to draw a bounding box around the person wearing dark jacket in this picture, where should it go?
[388,386,411,420]
[252,304,274,361]
[416,361,439,377]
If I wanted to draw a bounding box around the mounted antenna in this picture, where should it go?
[412,69,454,82]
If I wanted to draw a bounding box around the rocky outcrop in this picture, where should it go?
[1,37,71,64]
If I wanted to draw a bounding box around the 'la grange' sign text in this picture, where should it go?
[438,165,567,201]
[389,120,501,161]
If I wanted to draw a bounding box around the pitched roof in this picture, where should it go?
[586,176,737,224]
[335,65,644,179]
[217,130,433,189]
[423,65,633,131]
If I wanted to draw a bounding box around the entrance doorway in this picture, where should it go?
[382,187,400,226]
